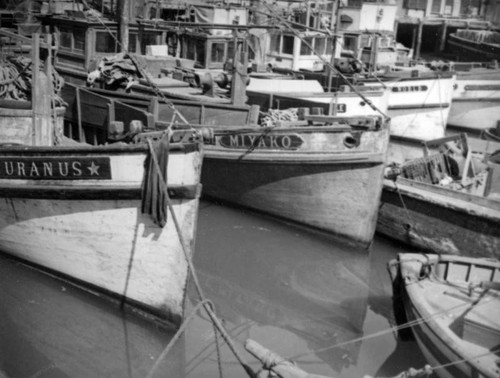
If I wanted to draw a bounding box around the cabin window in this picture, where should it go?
[282,35,294,55]
[58,26,86,52]
[227,41,235,61]
[316,37,326,55]
[360,35,371,48]
[73,29,85,51]
[95,31,118,53]
[195,39,205,67]
[59,30,72,49]
[141,32,159,54]
[270,34,281,54]
[405,0,427,10]
[326,38,333,54]
[379,36,390,48]
[343,35,357,53]
[300,37,313,55]
[128,32,138,53]
[211,42,226,63]
[185,39,196,60]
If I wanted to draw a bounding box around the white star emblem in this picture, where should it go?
[87,161,100,176]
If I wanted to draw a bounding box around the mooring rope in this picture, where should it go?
[145,299,213,378]
[392,180,439,254]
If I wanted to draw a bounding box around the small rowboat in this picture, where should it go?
[388,253,500,378]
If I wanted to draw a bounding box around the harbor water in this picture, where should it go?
[0,200,428,378]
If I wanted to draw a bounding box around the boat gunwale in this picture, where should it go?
[383,177,500,215]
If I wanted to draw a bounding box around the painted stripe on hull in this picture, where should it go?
[0,184,200,200]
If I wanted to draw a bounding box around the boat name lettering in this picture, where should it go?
[392,85,428,93]
[336,104,346,113]
[0,157,112,180]
[218,134,304,150]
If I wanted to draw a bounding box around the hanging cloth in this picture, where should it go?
[142,132,171,227]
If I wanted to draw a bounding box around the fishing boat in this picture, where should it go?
[0,35,203,327]
[448,29,500,62]
[377,134,500,259]
[388,253,500,378]
[359,71,455,141]
[193,113,390,249]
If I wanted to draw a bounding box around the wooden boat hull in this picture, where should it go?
[0,141,202,326]
[200,125,389,248]
[448,71,500,131]
[389,253,500,378]
[377,178,500,259]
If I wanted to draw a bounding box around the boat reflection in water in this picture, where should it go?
[0,201,426,378]
[189,200,371,377]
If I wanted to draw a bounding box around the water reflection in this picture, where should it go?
[0,200,426,378]
[188,201,371,377]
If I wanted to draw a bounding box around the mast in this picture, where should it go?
[327,0,340,92]
[118,0,129,52]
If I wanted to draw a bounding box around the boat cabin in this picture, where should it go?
[173,30,250,70]
[42,15,166,85]
[265,30,338,72]
[340,31,412,71]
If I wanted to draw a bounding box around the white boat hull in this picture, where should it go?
[0,140,202,326]
[363,74,456,140]
[448,74,500,131]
